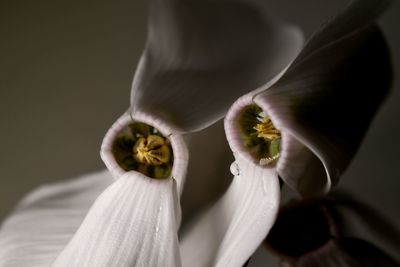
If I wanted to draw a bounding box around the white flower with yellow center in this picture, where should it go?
[0,0,393,266]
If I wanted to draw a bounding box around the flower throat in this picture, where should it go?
[112,122,173,179]
[238,105,281,166]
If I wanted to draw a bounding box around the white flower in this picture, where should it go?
[0,0,302,266]
[181,0,392,266]
[0,0,393,266]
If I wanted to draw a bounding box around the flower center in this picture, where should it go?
[112,122,173,179]
[254,117,281,140]
[238,105,281,166]
[133,135,171,165]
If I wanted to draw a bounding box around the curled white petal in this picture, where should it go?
[53,173,182,267]
[180,153,280,267]
[130,0,304,132]
[0,171,112,267]
[255,27,392,195]
[0,111,189,267]
[225,0,393,196]
[53,112,188,266]
[100,112,188,194]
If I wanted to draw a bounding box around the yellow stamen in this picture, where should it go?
[254,117,281,140]
[260,153,280,166]
[133,135,171,165]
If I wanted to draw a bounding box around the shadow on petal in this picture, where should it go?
[131,0,304,132]
[255,22,392,196]
[180,154,280,267]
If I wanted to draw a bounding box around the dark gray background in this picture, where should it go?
[0,0,399,265]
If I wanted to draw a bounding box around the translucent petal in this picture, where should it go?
[180,153,280,267]
[254,0,392,195]
[52,111,188,266]
[277,132,327,195]
[0,111,191,267]
[130,0,303,133]
[0,170,112,267]
[53,172,182,267]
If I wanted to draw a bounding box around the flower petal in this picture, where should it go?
[100,112,188,194]
[0,111,189,266]
[52,111,188,266]
[0,170,112,267]
[180,153,280,267]
[254,0,392,195]
[53,173,182,267]
[130,0,303,133]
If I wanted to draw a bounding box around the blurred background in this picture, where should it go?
[0,0,399,265]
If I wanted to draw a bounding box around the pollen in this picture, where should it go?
[112,122,173,179]
[238,105,281,166]
[133,135,171,165]
[254,117,281,140]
